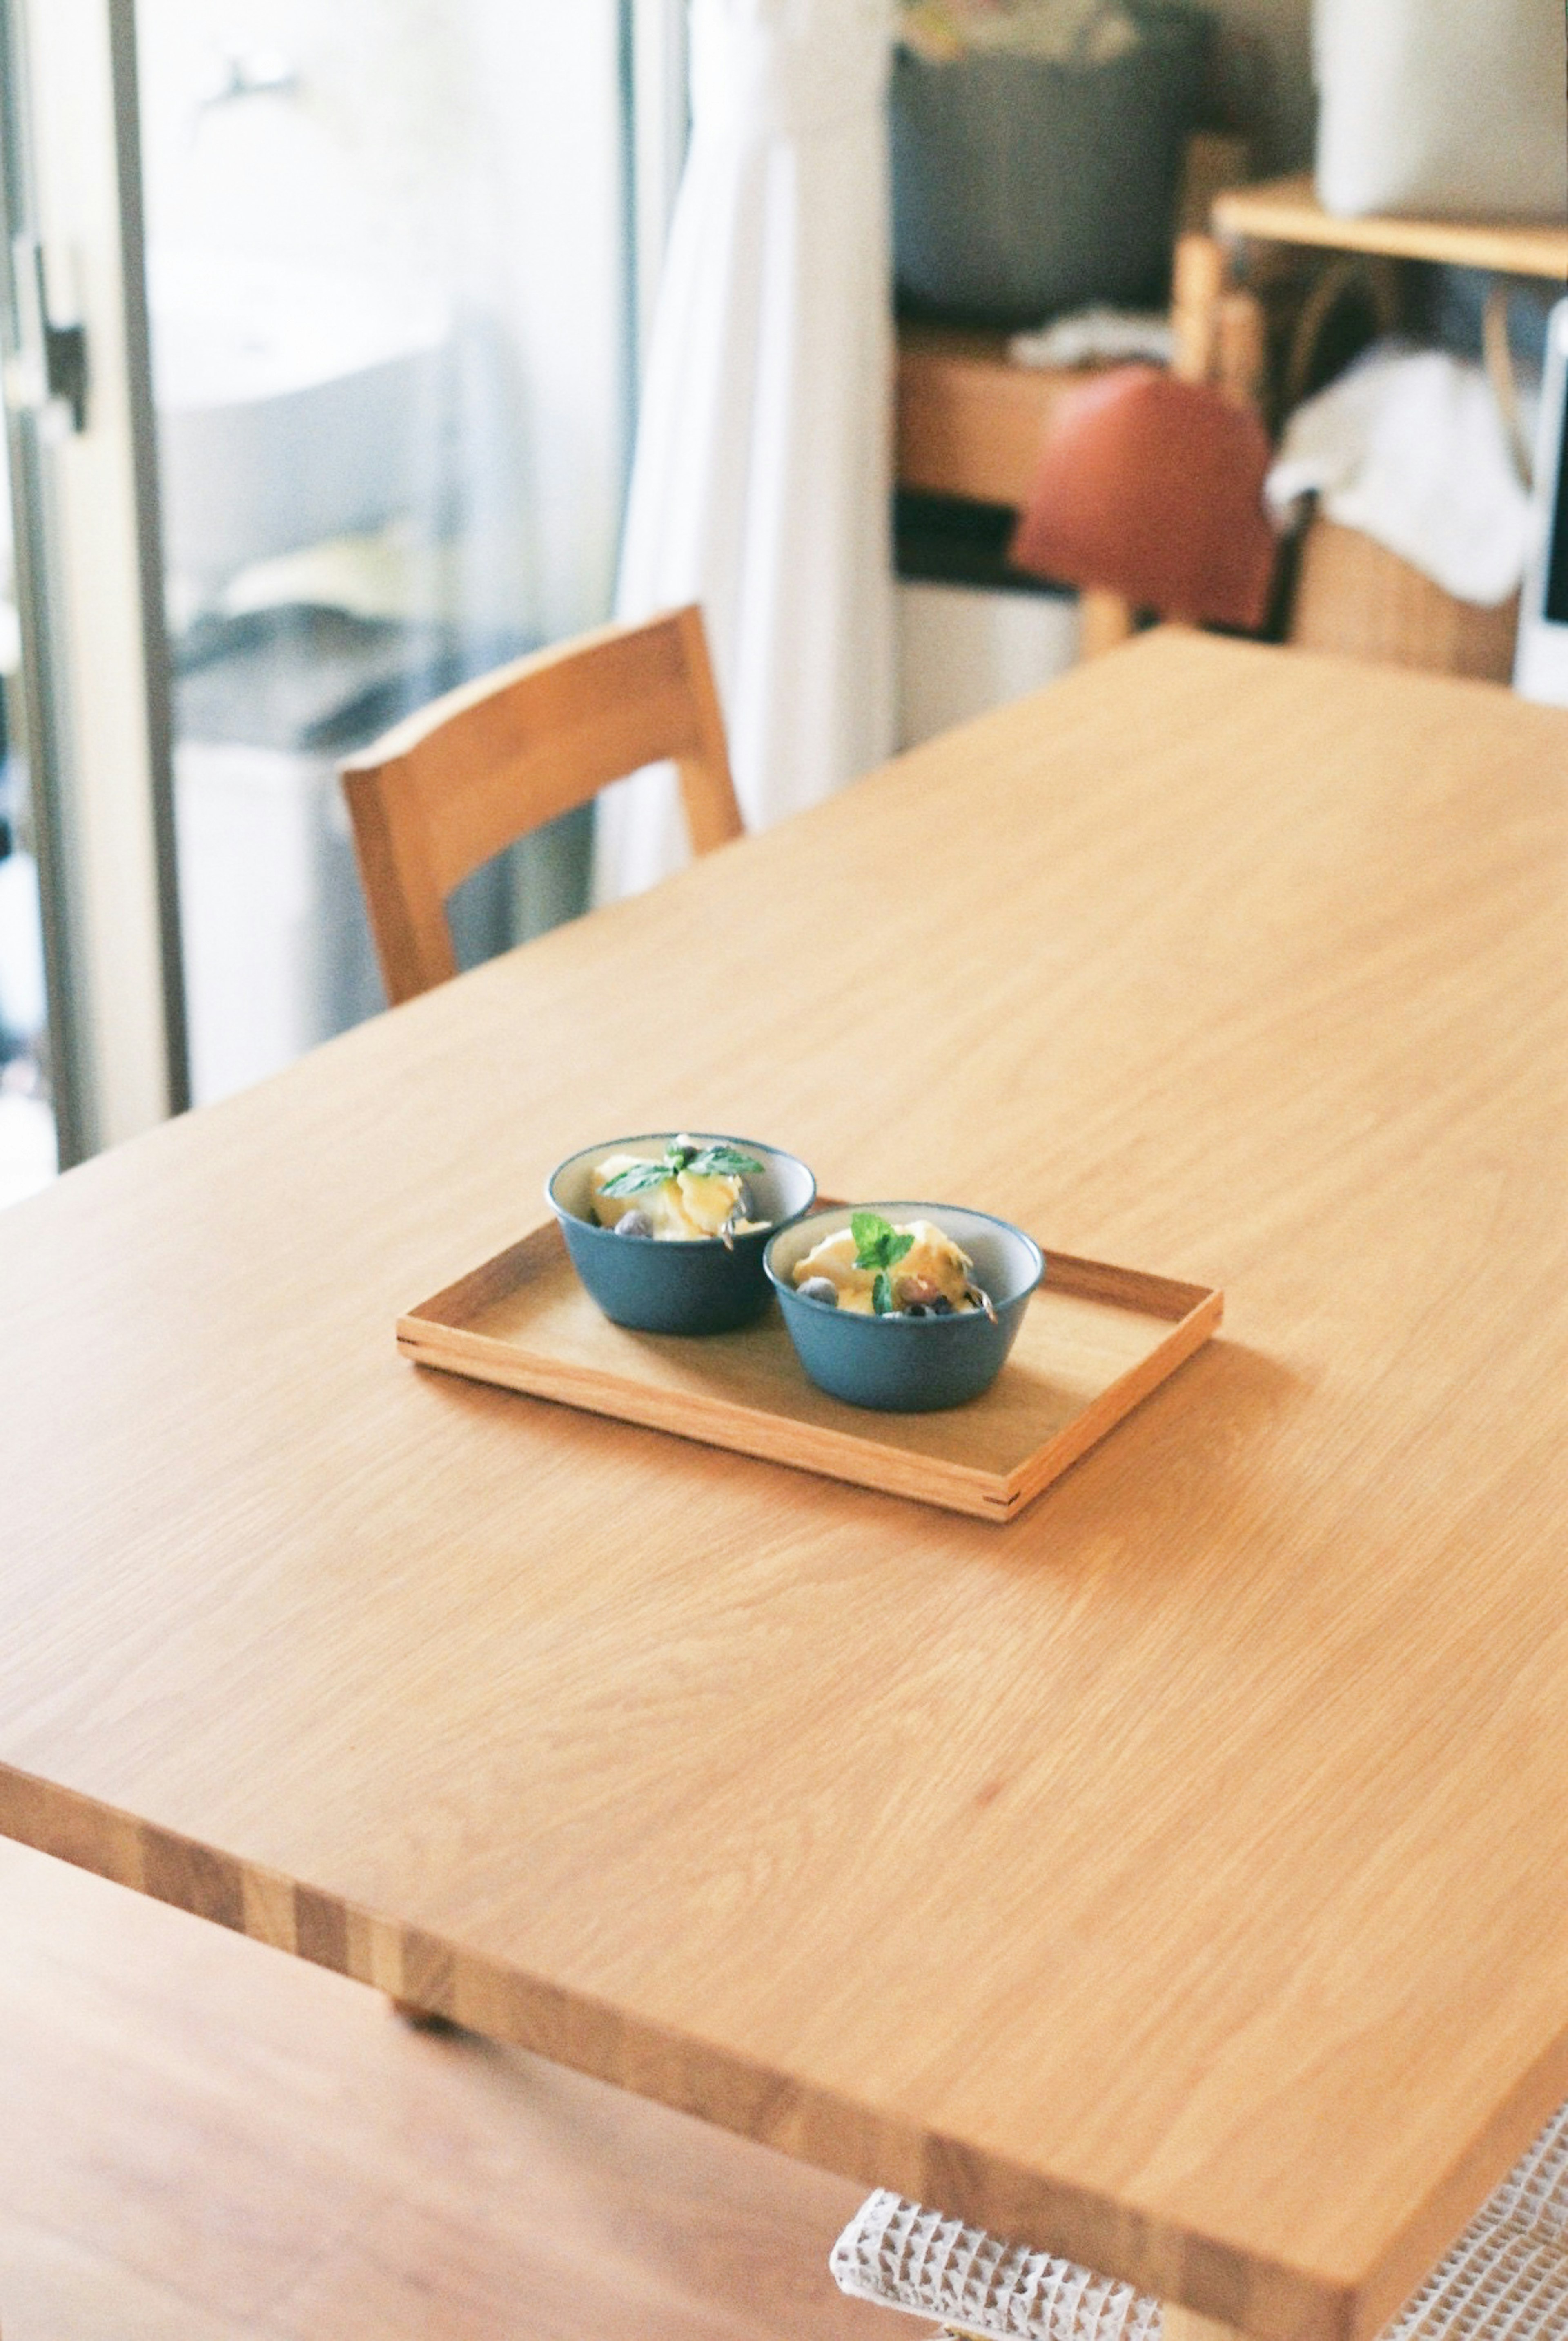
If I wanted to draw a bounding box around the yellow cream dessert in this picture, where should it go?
[792,1216,979,1315]
[590,1135,766,1242]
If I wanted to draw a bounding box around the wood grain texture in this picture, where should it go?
[896,325,1094,507]
[1211,174,1568,280]
[2,634,1568,2341]
[1172,234,1227,385]
[0,1837,885,2341]
[396,1222,1222,1521]
[1078,593,1136,659]
[341,604,742,1003]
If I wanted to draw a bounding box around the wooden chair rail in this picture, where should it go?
[341,603,742,1004]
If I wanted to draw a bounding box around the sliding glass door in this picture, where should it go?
[0,441,56,1203]
[2,0,190,1172]
[2,0,639,1173]
[135,0,633,1103]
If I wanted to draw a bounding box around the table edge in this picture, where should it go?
[0,1755,1434,2341]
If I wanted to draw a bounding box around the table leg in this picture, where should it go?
[389,1993,461,2032]
[1079,591,1136,658]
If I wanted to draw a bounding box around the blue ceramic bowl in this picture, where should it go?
[548,1134,816,1335]
[765,1202,1043,1411]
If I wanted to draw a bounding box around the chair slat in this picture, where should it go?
[341,605,742,1005]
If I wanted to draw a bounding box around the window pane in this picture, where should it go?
[137,0,628,1102]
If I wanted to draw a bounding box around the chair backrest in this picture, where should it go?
[340,604,742,1005]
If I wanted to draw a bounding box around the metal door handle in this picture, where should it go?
[4,236,87,433]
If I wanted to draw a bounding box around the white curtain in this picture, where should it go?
[593,0,897,904]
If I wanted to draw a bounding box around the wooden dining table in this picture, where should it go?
[2,629,1566,2341]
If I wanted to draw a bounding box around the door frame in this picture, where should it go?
[0,0,187,1164]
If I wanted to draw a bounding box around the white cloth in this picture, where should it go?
[1009,306,1173,370]
[898,0,1139,63]
[1265,343,1534,607]
[592,0,896,905]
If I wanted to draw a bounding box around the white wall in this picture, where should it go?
[896,584,1080,751]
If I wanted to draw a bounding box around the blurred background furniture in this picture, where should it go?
[893,132,1254,689]
[896,146,1568,692]
[1211,173,1568,285]
[1197,176,1568,682]
[1008,365,1277,629]
[1285,519,1523,679]
[890,2,1214,328]
[888,0,1223,683]
[342,606,739,1006]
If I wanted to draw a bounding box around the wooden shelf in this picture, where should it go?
[892,133,1258,511]
[1212,172,1568,281]
[896,324,1094,507]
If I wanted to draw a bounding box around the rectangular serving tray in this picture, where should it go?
[398,1213,1223,1524]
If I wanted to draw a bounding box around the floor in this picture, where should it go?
[0,1839,894,2341]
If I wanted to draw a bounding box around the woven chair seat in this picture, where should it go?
[1484,2103,1568,2245]
[831,2100,1568,2341]
[831,2193,1157,2341]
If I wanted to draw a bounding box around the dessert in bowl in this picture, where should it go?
[765,1203,1043,1410]
[548,1133,816,1334]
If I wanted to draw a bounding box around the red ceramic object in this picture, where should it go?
[1009,366,1278,631]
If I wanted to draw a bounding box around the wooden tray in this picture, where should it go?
[398,1215,1222,1525]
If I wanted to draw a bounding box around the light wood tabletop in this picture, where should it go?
[2,633,1566,2341]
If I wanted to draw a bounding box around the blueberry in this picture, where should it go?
[615,1208,654,1239]
[797,1276,838,1307]
[931,1295,955,1316]
[904,1303,929,1318]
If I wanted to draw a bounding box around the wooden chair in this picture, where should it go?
[341,604,742,1006]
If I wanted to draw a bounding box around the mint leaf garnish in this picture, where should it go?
[599,1156,679,1197]
[850,1209,884,1258]
[599,1138,764,1202]
[684,1144,764,1180]
[852,1211,915,1276]
[872,1270,896,1315]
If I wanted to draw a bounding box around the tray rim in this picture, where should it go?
[396,1211,1223,1524]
